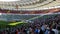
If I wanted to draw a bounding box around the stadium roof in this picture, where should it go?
[0,0,60,10]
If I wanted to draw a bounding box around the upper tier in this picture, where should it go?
[0,0,55,10]
[0,0,45,6]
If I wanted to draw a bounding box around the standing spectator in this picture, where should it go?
[49,25,55,34]
[52,24,59,34]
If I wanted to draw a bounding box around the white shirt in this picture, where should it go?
[52,29,58,34]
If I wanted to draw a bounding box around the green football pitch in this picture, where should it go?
[0,21,27,29]
[0,21,24,25]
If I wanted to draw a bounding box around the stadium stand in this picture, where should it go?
[0,14,60,34]
[0,8,60,21]
[0,0,60,34]
[0,0,54,10]
[0,14,40,21]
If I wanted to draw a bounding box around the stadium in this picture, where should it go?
[0,0,60,34]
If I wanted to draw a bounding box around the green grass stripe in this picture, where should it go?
[8,21,24,26]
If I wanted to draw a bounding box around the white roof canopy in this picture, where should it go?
[0,0,18,2]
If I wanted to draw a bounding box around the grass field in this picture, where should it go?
[0,21,27,29]
[0,21,24,25]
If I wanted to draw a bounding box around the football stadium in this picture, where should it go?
[0,0,60,34]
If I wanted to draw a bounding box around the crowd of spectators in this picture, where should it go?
[0,14,60,34]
